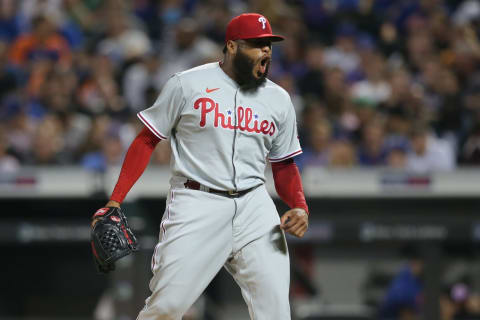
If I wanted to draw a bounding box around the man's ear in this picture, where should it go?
[226,40,237,55]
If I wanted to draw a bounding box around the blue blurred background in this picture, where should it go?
[1,0,480,319]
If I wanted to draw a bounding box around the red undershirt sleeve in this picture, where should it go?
[271,158,309,214]
[110,127,161,203]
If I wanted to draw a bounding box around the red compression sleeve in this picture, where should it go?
[110,127,161,203]
[271,158,309,214]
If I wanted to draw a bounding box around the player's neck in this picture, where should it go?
[220,59,238,85]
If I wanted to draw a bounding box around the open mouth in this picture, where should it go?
[258,57,270,75]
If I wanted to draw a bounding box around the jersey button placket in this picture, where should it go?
[231,89,240,192]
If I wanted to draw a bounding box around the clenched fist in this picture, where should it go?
[280,208,308,238]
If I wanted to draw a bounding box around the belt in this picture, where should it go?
[184,179,255,198]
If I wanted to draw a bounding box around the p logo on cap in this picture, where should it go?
[225,13,284,42]
[258,16,267,29]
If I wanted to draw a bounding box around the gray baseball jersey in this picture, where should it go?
[137,62,302,191]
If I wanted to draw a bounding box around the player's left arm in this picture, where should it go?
[272,158,309,238]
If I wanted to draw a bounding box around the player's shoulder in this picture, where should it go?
[175,62,220,81]
[259,80,296,118]
[263,79,292,104]
[264,79,291,98]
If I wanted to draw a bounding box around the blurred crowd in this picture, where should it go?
[376,250,480,320]
[0,0,479,173]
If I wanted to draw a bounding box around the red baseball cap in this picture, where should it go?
[225,13,284,43]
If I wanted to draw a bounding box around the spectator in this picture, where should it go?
[157,17,218,87]
[351,51,391,107]
[342,0,381,38]
[298,99,327,147]
[324,22,361,76]
[460,123,480,165]
[430,67,463,141]
[198,3,231,45]
[386,145,408,169]
[377,22,404,58]
[449,282,480,320]
[0,127,19,173]
[77,54,126,115]
[323,66,348,118]
[96,7,152,67]
[297,119,332,171]
[452,0,480,27]
[328,139,356,168]
[276,71,304,116]
[385,136,410,169]
[0,40,17,102]
[0,0,25,43]
[406,30,434,73]
[122,53,161,112]
[63,0,102,36]
[82,132,124,172]
[298,42,325,99]
[9,15,71,67]
[462,75,480,145]
[378,248,424,320]
[406,125,455,172]
[5,108,35,163]
[78,114,112,159]
[382,67,414,114]
[26,114,68,165]
[357,120,388,166]
[39,67,78,114]
[276,37,308,81]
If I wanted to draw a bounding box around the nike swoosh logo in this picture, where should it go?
[206,87,220,93]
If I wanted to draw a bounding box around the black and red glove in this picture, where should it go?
[90,207,139,273]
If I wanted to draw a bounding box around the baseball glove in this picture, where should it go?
[90,207,139,273]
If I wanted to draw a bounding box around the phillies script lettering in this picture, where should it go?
[194,98,275,136]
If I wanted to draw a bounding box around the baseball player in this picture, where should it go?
[96,13,309,319]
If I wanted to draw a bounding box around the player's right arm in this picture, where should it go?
[92,127,160,227]
[104,74,185,204]
[93,74,184,221]
[107,126,161,205]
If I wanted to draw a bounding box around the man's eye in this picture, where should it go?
[253,40,271,47]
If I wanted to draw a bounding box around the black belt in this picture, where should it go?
[184,180,255,198]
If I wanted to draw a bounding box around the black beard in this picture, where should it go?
[232,48,269,91]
